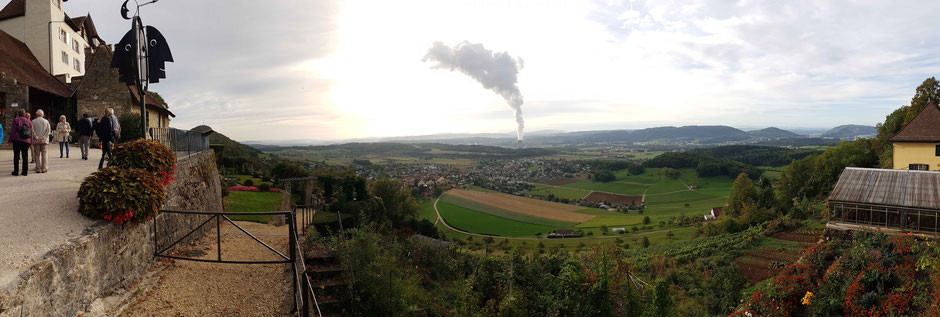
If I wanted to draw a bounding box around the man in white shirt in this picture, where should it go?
[31,109,51,173]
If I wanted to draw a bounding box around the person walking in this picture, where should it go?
[97,109,114,169]
[56,115,71,158]
[76,114,93,160]
[31,110,51,173]
[8,109,32,176]
[107,108,121,142]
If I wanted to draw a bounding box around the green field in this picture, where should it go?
[525,184,590,200]
[436,202,562,237]
[525,168,733,220]
[223,191,284,223]
[440,194,578,227]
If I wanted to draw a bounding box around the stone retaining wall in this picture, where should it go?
[0,149,222,317]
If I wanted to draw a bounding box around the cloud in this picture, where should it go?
[51,0,940,141]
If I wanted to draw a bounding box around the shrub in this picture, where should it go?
[118,114,143,142]
[111,139,176,185]
[261,176,271,182]
[244,179,254,186]
[78,167,166,225]
[258,183,271,192]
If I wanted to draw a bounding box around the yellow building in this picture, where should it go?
[890,102,940,170]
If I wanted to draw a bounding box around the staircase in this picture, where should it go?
[304,245,349,316]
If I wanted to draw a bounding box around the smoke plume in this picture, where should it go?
[423,41,525,140]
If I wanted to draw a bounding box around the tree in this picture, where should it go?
[905,77,940,123]
[641,237,650,248]
[756,176,776,210]
[370,179,418,227]
[594,169,616,182]
[600,225,609,235]
[272,160,309,180]
[704,265,747,315]
[642,216,651,225]
[666,231,674,239]
[726,173,756,218]
[647,278,677,317]
[660,167,679,179]
[875,106,910,168]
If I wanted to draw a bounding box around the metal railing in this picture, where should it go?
[292,204,323,317]
[148,127,212,156]
[153,210,322,317]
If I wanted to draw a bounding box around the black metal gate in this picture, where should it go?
[153,209,322,316]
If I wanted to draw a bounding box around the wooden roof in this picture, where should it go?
[829,167,940,210]
[889,102,940,143]
[0,0,24,22]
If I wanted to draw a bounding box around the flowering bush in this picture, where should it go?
[111,139,177,185]
[78,167,166,225]
[742,264,814,316]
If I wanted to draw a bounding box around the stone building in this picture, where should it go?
[69,45,174,131]
[0,28,72,146]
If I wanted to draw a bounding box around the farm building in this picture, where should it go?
[828,167,940,234]
[704,207,723,221]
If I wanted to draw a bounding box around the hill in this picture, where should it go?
[822,124,876,139]
[747,127,801,138]
[192,125,267,173]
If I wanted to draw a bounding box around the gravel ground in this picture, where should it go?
[118,221,293,316]
[0,148,102,287]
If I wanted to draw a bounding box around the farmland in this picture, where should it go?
[445,189,593,223]
[525,167,734,222]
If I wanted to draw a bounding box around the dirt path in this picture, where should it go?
[118,221,293,316]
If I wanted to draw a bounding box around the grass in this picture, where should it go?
[440,194,578,227]
[436,202,563,237]
[524,184,590,200]
[223,191,284,223]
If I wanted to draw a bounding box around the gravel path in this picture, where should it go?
[0,148,103,287]
[118,220,293,316]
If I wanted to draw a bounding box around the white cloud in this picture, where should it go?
[55,0,940,141]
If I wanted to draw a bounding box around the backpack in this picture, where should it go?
[18,120,30,139]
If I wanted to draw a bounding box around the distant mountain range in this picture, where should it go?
[821,124,877,139]
[246,124,875,149]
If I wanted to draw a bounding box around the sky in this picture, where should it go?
[53,0,940,142]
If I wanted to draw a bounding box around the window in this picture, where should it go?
[936,145,940,157]
[73,58,81,72]
[61,51,68,64]
[910,164,929,171]
[71,39,79,53]
[59,28,67,43]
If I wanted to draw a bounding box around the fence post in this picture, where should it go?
[289,210,298,313]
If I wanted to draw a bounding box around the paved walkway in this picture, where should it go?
[0,147,106,286]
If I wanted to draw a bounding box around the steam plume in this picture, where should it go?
[423,41,525,140]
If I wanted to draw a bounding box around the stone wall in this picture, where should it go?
[0,149,223,317]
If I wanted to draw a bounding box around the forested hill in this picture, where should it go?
[822,124,876,139]
[747,127,801,138]
[255,142,558,159]
[192,125,267,172]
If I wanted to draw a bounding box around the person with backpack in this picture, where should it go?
[97,109,114,169]
[8,109,32,176]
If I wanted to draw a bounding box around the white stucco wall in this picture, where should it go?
[0,0,87,78]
